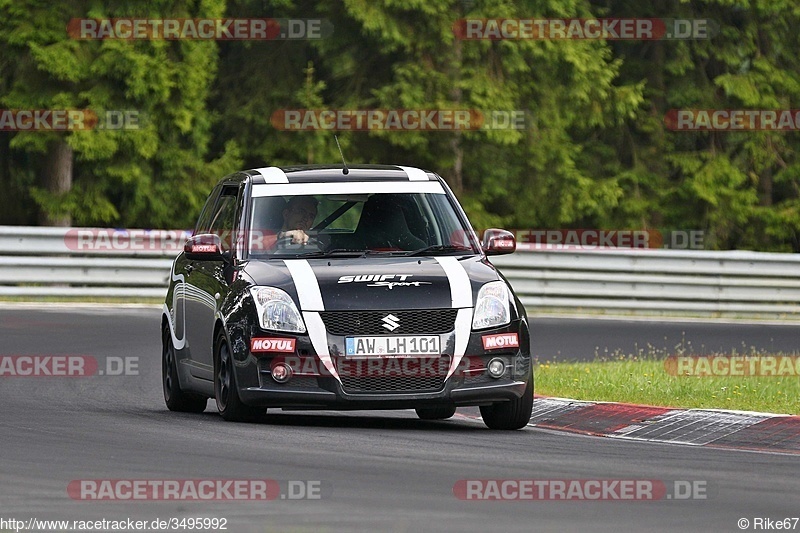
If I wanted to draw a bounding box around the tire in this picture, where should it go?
[162,326,207,413]
[479,372,534,430]
[415,406,457,420]
[214,331,263,422]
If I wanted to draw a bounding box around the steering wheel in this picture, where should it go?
[276,234,324,250]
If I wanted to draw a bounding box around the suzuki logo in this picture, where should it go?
[381,314,400,332]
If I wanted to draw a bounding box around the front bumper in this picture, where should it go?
[238,380,529,410]
[230,318,531,410]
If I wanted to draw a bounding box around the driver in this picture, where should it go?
[277,196,318,245]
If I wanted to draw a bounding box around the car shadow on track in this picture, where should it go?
[143,407,492,431]
[258,412,487,432]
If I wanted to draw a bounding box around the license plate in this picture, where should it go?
[345,336,440,356]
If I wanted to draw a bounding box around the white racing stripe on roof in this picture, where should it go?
[435,256,473,308]
[252,181,444,196]
[398,166,428,181]
[253,167,289,183]
[283,260,324,311]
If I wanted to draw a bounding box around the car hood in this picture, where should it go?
[242,255,500,311]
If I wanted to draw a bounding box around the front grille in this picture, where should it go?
[340,374,446,394]
[320,309,458,336]
[336,356,450,394]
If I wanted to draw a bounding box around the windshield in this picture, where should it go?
[247,187,480,257]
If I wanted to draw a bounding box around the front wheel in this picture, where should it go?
[480,372,533,430]
[162,326,207,413]
[214,331,264,422]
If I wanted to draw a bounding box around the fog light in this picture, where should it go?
[271,362,293,383]
[487,358,505,378]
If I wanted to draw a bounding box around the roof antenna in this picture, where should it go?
[335,135,349,175]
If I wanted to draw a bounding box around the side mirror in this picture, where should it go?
[482,229,516,256]
[184,234,225,261]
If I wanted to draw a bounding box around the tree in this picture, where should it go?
[0,0,240,228]
[593,0,800,250]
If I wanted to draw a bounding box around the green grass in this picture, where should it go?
[535,352,800,415]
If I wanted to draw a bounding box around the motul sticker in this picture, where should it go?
[190,244,217,253]
[482,333,519,350]
[250,338,296,353]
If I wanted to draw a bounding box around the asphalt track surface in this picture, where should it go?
[0,306,798,532]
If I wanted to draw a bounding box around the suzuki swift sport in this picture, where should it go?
[161,164,532,429]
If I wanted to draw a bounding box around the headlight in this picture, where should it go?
[472,281,511,330]
[249,287,306,333]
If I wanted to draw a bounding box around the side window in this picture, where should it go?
[209,186,240,251]
[194,185,221,235]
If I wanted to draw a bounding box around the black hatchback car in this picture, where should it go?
[161,164,532,429]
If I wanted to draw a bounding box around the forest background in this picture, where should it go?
[1,0,798,252]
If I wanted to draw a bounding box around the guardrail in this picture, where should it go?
[1,226,798,317]
[0,226,187,299]
[491,247,800,317]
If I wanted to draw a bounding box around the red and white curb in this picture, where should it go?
[526,396,800,454]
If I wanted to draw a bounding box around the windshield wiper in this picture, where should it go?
[292,248,369,258]
[406,244,473,257]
